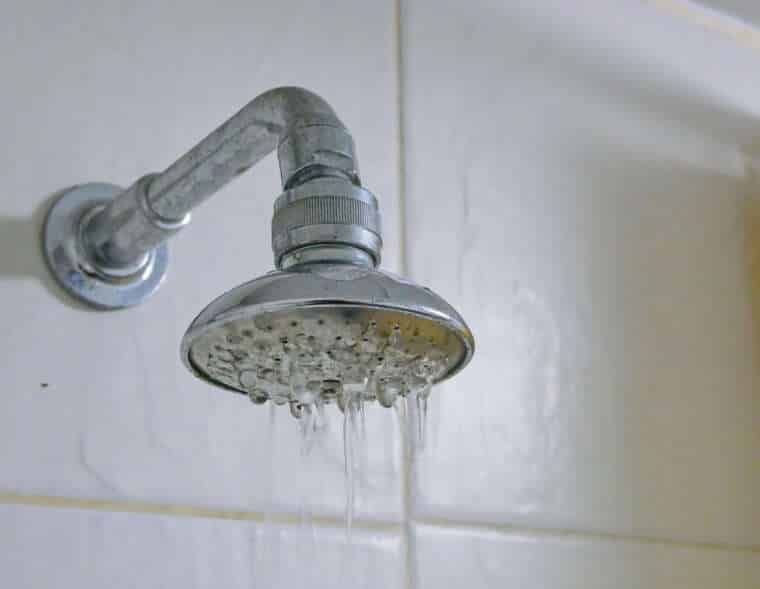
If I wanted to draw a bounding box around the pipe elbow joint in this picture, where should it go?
[268,87,360,189]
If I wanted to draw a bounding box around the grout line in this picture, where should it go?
[394,0,409,277]
[412,516,760,554]
[0,491,401,532]
[1,490,757,554]
[391,1,418,586]
[393,1,415,588]
[649,0,760,51]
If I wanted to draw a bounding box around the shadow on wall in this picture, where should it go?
[0,189,92,311]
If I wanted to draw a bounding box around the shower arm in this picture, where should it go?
[87,86,364,272]
[43,86,383,309]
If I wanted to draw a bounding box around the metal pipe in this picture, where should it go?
[85,86,360,269]
[43,85,383,309]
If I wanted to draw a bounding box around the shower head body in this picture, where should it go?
[182,263,474,408]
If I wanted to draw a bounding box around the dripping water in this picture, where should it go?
[253,403,278,583]
[416,393,426,449]
[340,392,361,588]
[394,385,431,457]
[226,313,459,587]
[297,403,315,526]
[359,396,368,470]
[415,381,431,452]
[342,394,357,540]
[238,316,450,579]
[296,402,322,579]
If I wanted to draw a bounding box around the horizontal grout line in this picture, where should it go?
[1,492,757,554]
[0,491,401,533]
[412,516,760,554]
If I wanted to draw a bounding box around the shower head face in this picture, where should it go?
[181,265,474,408]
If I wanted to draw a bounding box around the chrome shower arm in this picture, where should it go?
[148,86,359,221]
[43,86,382,309]
[86,86,360,269]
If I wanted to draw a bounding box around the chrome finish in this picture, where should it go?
[43,87,372,308]
[181,264,475,401]
[271,177,382,268]
[84,174,190,270]
[279,245,374,269]
[278,124,359,188]
[146,87,356,221]
[42,183,170,309]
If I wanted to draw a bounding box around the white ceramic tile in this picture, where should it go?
[0,1,402,520]
[413,524,760,589]
[0,503,404,588]
[404,0,760,545]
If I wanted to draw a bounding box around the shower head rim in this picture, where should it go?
[181,300,475,396]
[180,265,475,397]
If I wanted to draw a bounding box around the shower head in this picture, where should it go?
[42,86,474,410]
[181,264,474,410]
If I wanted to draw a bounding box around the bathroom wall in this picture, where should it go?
[0,1,757,587]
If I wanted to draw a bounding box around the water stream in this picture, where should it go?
[241,318,443,578]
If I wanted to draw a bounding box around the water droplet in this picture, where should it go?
[408,374,427,392]
[321,379,342,402]
[337,392,347,413]
[393,396,408,445]
[211,359,235,373]
[377,377,401,408]
[290,400,304,419]
[269,381,290,405]
[314,400,328,429]
[302,380,322,404]
[343,397,358,539]
[416,391,428,448]
[290,365,318,405]
[239,370,258,390]
[248,388,268,404]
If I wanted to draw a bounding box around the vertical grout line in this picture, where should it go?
[393,1,415,588]
[395,0,409,277]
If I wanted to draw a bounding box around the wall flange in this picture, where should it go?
[42,183,170,309]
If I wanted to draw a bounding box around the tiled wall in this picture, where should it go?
[0,1,758,587]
